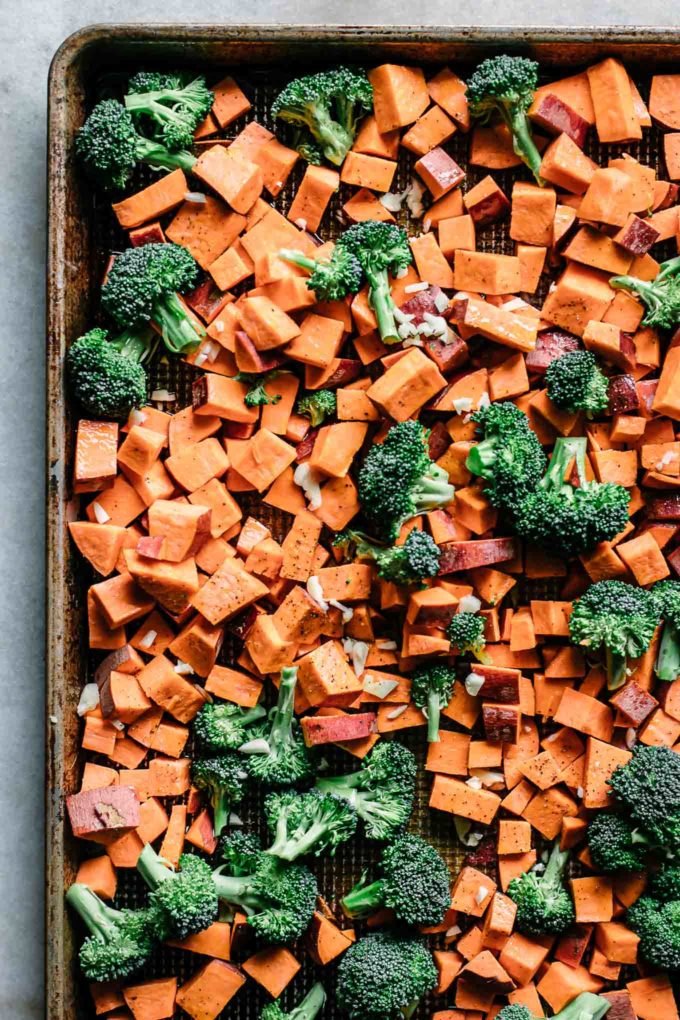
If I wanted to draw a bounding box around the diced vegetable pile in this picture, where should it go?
[64,54,680,1020]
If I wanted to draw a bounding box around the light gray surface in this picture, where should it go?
[0,4,679,1017]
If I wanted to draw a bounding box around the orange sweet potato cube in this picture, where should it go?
[297,640,363,708]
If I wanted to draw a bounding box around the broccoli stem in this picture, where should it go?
[152,292,205,353]
[292,982,327,1020]
[540,437,585,493]
[341,878,386,918]
[135,136,196,174]
[427,689,442,743]
[657,255,680,281]
[605,646,628,690]
[309,107,353,165]
[212,873,265,915]
[212,794,231,837]
[505,107,544,185]
[558,993,612,1020]
[656,621,680,682]
[268,818,330,861]
[366,269,399,344]
[66,883,119,940]
[279,249,317,272]
[466,437,499,478]
[543,840,571,887]
[413,468,456,512]
[269,666,298,753]
[137,843,174,890]
[110,326,158,364]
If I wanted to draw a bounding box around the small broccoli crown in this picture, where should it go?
[66,883,155,982]
[337,930,437,1020]
[611,256,680,330]
[348,528,440,587]
[339,220,412,277]
[466,401,546,515]
[587,812,648,873]
[569,580,659,690]
[508,841,575,936]
[358,420,454,541]
[260,982,326,1020]
[126,72,213,150]
[650,864,680,903]
[75,100,139,190]
[148,853,219,940]
[609,744,680,853]
[296,389,337,427]
[235,370,284,408]
[652,579,680,628]
[265,789,358,860]
[628,896,680,970]
[447,611,487,659]
[191,754,248,835]
[280,246,363,301]
[410,663,455,743]
[651,580,680,683]
[497,1007,534,1020]
[546,350,610,417]
[219,830,264,874]
[67,327,150,419]
[246,667,315,788]
[193,702,266,752]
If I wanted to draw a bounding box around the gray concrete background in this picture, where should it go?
[0,4,678,1016]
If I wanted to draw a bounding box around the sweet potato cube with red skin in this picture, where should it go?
[530,93,589,146]
[438,538,519,574]
[67,785,140,837]
[300,712,377,747]
[472,664,521,704]
[601,989,637,1020]
[460,950,515,993]
[463,175,510,226]
[483,703,520,743]
[555,924,594,968]
[415,147,465,199]
[613,213,661,255]
[610,681,659,726]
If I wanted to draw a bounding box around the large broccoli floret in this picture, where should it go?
[213,831,318,945]
[497,995,612,1020]
[466,55,543,184]
[651,863,680,902]
[628,895,680,971]
[246,666,315,788]
[651,579,680,683]
[334,528,441,587]
[358,420,454,542]
[410,663,455,743]
[513,437,630,560]
[337,930,437,1020]
[102,242,205,354]
[193,701,267,753]
[546,350,609,418]
[610,255,680,330]
[264,789,357,860]
[75,99,196,191]
[447,611,488,662]
[66,883,155,982]
[341,833,451,927]
[235,370,285,408]
[279,247,363,302]
[316,741,417,840]
[261,982,326,1020]
[136,845,219,940]
[295,388,338,427]
[191,754,249,835]
[466,401,546,516]
[587,812,650,873]
[508,840,575,936]
[271,67,372,165]
[125,71,213,150]
[67,326,156,419]
[609,745,680,855]
[569,580,659,690]
[337,221,413,343]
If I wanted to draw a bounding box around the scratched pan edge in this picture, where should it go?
[46,24,680,1020]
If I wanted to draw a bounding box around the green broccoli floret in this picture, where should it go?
[246,666,315,788]
[213,831,318,945]
[235,370,285,407]
[334,528,441,587]
[628,895,680,971]
[271,67,372,165]
[497,994,612,1020]
[75,99,196,191]
[447,611,488,662]
[261,982,326,1020]
[358,420,454,542]
[513,436,630,560]
[125,71,213,150]
[193,701,267,753]
[466,401,546,516]
[66,883,155,982]
[264,789,357,860]
[609,745,680,855]
[316,741,417,840]
[587,812,650,873]
[102,242,205,354]
[466,55,543,184]
[508,840,575,936]
[546,350,610,418]
[569,580,659,690]
[341,833,451,927]
[650,863,680,902]
[191,754,248,836]
[610,255,680,330]
[67,326,157,419]
[295,388,338,427]
[336,221,413,343]
[136,845,219,939]
[410,663,456,743]
[337,930,437,1020]
[651,579,680,683]
[279,247,363,301]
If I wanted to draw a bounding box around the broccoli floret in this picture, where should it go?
[513,436,630,560]
[651,579,680,682]
[213,831,318,945]
[337,930,437,1020]
[466,55,543,184]
[466,401,546,516]
[336,221,413,343]
[66,883,155,982]
[628,895,680,971]
[546,350,609,418]
[193,701,267,753]
[447,611,488,662]
[651,864,680,902]
[75,99,196,191]
[295,389,338,427]
[67,326,156,419]
[410,663,455,743]
[610,255,680,330]
[609,745,680,855]
[508,840,574,936]
[334,528,441,587]
[261,982,326,1020]
[316,741,416,840]
[246,666,315,788]
[587,812,650,873]
[497,995,612,1020]
[341,833,451,927]
[125,72,213,150]
[358,420,454,542]
[102,242,205,354]
[191,754,248,836]
[264,789,357,860]
[271,67,372,165]
[569,580,659,690]
[136,845,219,940]
[279,247,363,301]
[235,370,285,407]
